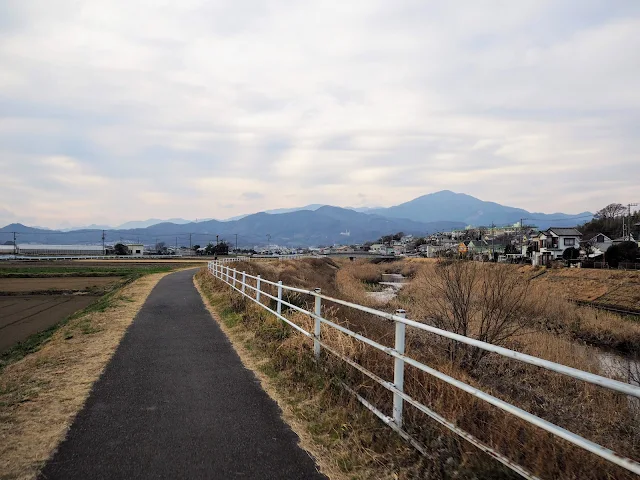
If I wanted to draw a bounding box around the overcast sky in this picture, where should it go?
[1,1,638,228]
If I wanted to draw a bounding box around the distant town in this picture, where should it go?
[2,202,638,269]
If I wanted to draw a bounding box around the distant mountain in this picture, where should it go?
[0,209,464,247]
[0,191,593,247]
[0,223,53,234]
[116,218,192,229]
[223,204,324,222]
[369,190,592,229]
[60,223,112,232]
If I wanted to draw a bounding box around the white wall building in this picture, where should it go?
[1,244,105,255]
[127,244,144,257]
[369,244,385,254]
[532,228,582,265]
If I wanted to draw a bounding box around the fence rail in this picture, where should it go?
[207,259,640,479]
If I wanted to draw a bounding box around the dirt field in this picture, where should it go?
[0,296,97,351]
[531,267,640,310]
[0,277,121,293]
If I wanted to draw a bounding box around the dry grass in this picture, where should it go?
[0,271,170,480]
[530,266,640,310]
[206,258,639,479]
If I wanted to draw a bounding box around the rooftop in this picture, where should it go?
[547,228,582,237]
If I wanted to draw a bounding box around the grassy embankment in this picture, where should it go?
[198,258,639,480]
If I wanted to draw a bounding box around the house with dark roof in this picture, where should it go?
[532,227,582,265]
[583,232,613,256]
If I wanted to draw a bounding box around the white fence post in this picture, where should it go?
[232,268,237,288]
[256,275,261,303]
[241,271,246,294]
[393,309,406,427]
[314,288,322,359]
[277,281,283,316]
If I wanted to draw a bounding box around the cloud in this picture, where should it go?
[241,192,264,200]
[0,0,639,227]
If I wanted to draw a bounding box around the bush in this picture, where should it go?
[605,241,639,268]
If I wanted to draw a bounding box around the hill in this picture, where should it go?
[0,209,464,248]
[369,190,592,229]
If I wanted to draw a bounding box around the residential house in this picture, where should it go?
[583,233,613,257]
[392,241,406,255]
[532,228,582,265]
[369,244,385,254]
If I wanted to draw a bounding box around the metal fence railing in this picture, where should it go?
[207,260,640,479]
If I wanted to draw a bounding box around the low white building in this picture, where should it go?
[127,244,144,257]
[369,244,385,254]
[3,244,105,255]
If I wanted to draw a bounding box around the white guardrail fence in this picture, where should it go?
[207,259,640,479]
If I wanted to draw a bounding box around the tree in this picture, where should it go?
[414,237,427,247]
[379,235,393,245]
[562,247,580,260]
[155,241,167,254]
[204,241,229,255]
[595,203,626,220]
[192,244,201,251]
[114,243,128,255]
[605,241,639,268]
[420,261,534,369]
[392,232,404,241]
[504,244,518,255]
[215,241,230,255]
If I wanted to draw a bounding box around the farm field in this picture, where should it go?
[0,276,121,292]
[0,259,200,353]
[0,295,96,351]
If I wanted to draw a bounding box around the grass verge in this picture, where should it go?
[204,259,639,479]
[0,271,171,480]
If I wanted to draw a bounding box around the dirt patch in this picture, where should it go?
[0,277,121,293]
[0,296,98,352]
[532,267,640,310]
[0,271,171,480]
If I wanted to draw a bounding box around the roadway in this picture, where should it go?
[39,269,325,479]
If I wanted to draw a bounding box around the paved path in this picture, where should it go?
[40,269,325,480]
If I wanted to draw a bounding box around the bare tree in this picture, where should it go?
[421,261,534,369]
[595,203,625,219]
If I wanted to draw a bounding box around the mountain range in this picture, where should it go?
[0,191,592,247]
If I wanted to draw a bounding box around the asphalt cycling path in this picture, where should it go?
[40,268,325,480]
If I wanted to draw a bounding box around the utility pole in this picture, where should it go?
[175,236,178,253]
[491,222,495,260]
[189,233,192,250]
[519,218,527,255]
[627,204,638,241]
[235,233,238,252]
[13,232,17,255]
[102,230,105,254]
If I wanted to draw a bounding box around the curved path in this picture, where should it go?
[40,269,325,480]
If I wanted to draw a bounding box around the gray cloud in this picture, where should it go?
[241,192,264,200]
[0,0,639,228]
